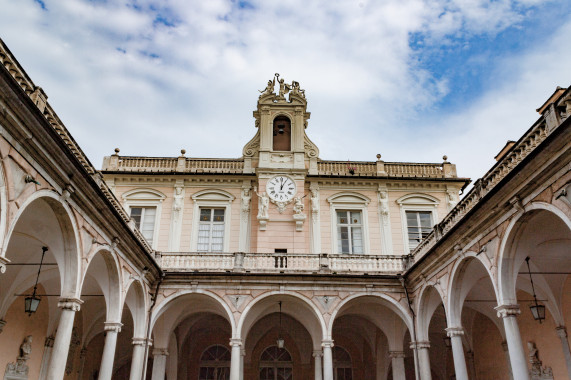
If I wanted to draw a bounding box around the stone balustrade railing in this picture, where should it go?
[157,252,408,274]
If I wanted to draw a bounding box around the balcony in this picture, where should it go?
[155,252,410,275]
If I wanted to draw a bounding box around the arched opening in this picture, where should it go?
[333,346,353,380]
[199,344,231,379]
[448,256,510,379]
[0,196,79,378]
[151,292,235,380]
[272,116,291,151]
[330,295,413,380]
[499,208,571,379]
[259,345,293,380]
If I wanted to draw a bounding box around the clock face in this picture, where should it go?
[266,176,297,202]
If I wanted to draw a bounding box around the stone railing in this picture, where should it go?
[103,156,245,173]
[317,160,452,178]
[157,252,408,274]
[412,117,553,261]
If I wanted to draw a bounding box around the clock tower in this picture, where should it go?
[242,74,319,253]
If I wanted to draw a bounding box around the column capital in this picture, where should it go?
[312,350,323,358]
[321,339,334,348]
[556,326,568,338]
[495,304,521,318]
[57,297,83,311]
[0,255,9,273]
[44,335,55,347]
[152,348,169,357]
[410,341,430,350]
[132,337,152,347]
[104,322,123,333]
[445,326,465,337]
[389,351,406,359]
[0,319,6,333]
[229,338,242,347]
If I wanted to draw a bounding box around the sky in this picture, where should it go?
[0,0,570,184]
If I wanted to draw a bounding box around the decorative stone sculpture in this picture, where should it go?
[254,187,269,230]
[4,336,32,379]
[258,74,305,102]
[292,196,306,231]
[527,342,554,380]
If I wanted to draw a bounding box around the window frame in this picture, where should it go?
[396,193,439,253]
[197,208,227,252]
[122,188,165,249]
[327,192,371,255]
[190,189,235,253]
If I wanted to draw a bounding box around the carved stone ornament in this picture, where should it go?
[4,336,32,380]
[527,342,554,380]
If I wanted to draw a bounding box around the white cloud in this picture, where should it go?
[0,0,567,184]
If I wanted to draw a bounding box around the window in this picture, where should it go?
[406,211,432,250]
[199,345,230,380]
[259,346,293,380]
[198,208,225,252]
[327,192,371,254]
[191,190,235,252]
[396,193,439,253]
[130,207,157,245]
[333,347,352,380]
[122,188,166,249]
[336,211,363,254]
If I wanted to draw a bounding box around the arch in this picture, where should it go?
[447,252,499,327]
[238,291,327,350]
[416,283,447,341]
[328,293,413,338]
[2,190,81,297]
[151,289,236,347]
[498,202,571,305]
[123,278,148,338]
[79,247,123,322]
[0,160,8,254]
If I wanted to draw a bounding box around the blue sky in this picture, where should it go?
[0,0,570,183]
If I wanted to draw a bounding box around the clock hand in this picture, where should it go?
[280,178,284,190]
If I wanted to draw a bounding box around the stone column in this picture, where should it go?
[99,322,123,380]
[501,341,514,380]
[129,337,149,380]
[445,327,469,380]
[495,305,530,380]
[38,335,55,380]
[389,351,406,380]
[46,298,83,380]
[151,348,169,380]
[556,326,571,378]
[239,349,246,380]
[410,341,432,380]
[77,347,87,380]
[229,338,242,380]
[313,350,323,380]
[322,340,334,380]
[466,351,476,380]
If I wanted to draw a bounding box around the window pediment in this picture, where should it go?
[192,189,235,203]
[327,192,370,206]
[396,193,439,206]
[122,188,166,202]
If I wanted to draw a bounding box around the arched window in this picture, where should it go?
[259,345,293,380]
[199,345,231,380]
[333,346,352,380]
[272,116,291,151]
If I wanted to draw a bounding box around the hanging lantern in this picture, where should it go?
[525,257,545,324]
[24,246,48,316]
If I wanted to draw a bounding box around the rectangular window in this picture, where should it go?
[197,208,225,252]
[336,211,363,254]
[130,207,157,245]
[406,211,432,250]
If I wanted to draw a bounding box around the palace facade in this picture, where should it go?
[0,39,569,380]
